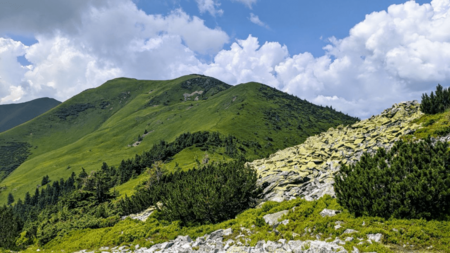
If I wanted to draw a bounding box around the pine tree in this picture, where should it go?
[7,193,14,205]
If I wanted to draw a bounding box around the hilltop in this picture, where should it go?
[0,97,60,133]
[0,74,357,204]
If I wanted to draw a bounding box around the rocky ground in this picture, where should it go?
[247,101,423,202]
[78,208,385,253]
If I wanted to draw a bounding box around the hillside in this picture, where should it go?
[0,74,358,204]
[0,98,60,133]
[24,101,450,253]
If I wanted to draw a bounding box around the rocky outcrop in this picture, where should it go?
[86,229,348,253]
[247,101,423,202]
[121,207,155,222]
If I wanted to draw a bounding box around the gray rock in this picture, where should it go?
[263,210,289,226]
[342,229,358,235]
[320,209,340,217]
[223,228,233,236]
[367,233,383,242]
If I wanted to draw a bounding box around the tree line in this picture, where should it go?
[421,84,450,114]
[0,131,246,250]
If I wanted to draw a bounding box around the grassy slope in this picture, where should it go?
[41,196,449,253]
[0,75,357,204]
[0,98,61,133]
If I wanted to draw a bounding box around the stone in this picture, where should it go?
[263,210,289,226]
[320,208,341,217]
[249,101,422,205]
[223,228,233,236]
[367,233,383,242]
[343,229,358,235]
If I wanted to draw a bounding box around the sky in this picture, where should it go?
[0,0,449,119]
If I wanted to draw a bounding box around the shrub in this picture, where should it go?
[120,159,260,225]
[334,138,450,220]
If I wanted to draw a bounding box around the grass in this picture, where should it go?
[0,75,357,204]
[39,195,450,253]
[408,108,450,139]
[0,97,60,133]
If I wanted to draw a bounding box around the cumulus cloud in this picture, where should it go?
[1,0,450,119]
[204,0,450,118]
[0,0,228,103]
[249,13,269,28]
[0,0,115,35]
[195,0,223,16]
[204,35,288,87]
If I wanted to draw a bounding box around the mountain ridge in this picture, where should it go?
[0,74,358,204]
[0,97,61,133]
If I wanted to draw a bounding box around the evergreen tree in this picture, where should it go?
[7,193,14,205]
[0,205,22,249]
[421,84,450,114]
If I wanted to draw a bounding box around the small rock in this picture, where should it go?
[366,233,383,243]
[223,228,233,236]
[343,229,358,234]
[320,208,341,217]
[263,210,289,226]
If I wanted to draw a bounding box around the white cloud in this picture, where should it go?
[0,0,228,103]
[0,38,28,103]
[195,0,224,16]
[206,0,450,118]
[249,13,269,28]
[1,0,450,119]
[204,35,288,87]
[232,0,258,8]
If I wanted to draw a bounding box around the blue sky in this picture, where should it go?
[135,0,430,57]
[0,0,449,118]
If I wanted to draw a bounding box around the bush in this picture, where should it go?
[120,159,260,225]
[334,138,450,220]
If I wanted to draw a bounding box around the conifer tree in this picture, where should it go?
[7,193,14,205]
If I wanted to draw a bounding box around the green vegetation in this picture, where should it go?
[119,159,259,225]
[35,196,450,253]
[0,98,60,133]
[0,75,357,205]
[0,131,259,248]
[421,84,450,114]
[410,108,450,139]
[335,139,450,220]
[0,142,31,181]
[0,205,22,249]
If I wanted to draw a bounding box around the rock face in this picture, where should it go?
[247,101,423,202]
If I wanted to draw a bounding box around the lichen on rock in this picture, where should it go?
[247,101,423,202]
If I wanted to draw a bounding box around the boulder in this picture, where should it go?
[319,209,341,217]
[263,210,289,226]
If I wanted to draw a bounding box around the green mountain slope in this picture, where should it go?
[0,74,358,204]
[0,97,61,133]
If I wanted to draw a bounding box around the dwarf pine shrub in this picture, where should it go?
[334,138,450,220]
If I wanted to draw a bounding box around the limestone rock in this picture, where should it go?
[263,210,289,226]
[366,233,383,243]
[319,209,341,217]
[247,101,423,202]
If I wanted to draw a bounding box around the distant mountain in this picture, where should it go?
[0,75,358,204]
[0,97,61,133]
